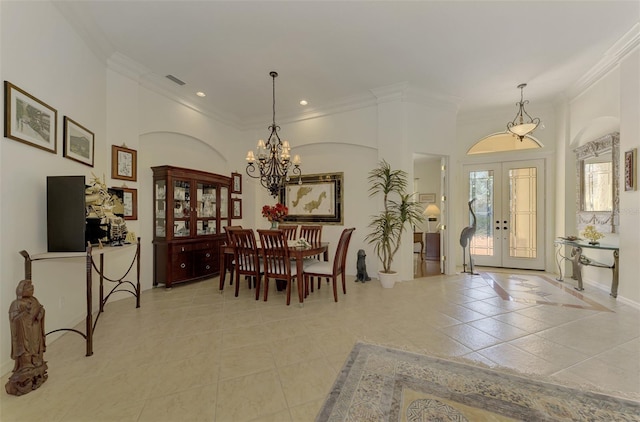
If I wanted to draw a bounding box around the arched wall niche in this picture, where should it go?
[570,116,620,149]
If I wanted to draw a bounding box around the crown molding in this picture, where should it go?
[569,23,640,99]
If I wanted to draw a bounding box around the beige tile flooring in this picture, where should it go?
[1,266,639,421]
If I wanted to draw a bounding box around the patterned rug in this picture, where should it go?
[316,343,640,421]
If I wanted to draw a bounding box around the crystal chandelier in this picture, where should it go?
[507,83,541,141]
[245,71,301,198]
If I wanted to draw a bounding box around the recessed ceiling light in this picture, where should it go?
[196,92,206,97]
[299,100,308,106]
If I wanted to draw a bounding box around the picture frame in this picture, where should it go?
[4,81,57,154]
[279,172,343,224]
[231,172,242,194]
[419,193,436,203]
[121,187,138,220]
[625,148,637,191]
[111,145,137,181]
[63,116,95,167]
[231,198,242,219]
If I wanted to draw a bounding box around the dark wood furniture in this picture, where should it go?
[425,232,440,261]
[258,229,298,304]
[413,232,424,260]
[152,166,231,288]
[220,239,329,305]
[19,239,141,357]
[302,228,355,302]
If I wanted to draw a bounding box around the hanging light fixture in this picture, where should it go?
[507,83,541,141]
[246,71,301,197]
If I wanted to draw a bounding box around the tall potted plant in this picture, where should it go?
[365,160,424,287]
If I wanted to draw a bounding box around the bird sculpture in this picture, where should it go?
[459,198,477,274]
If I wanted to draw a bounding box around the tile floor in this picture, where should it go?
[1,266,639,421]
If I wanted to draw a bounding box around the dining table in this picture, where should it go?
[219,239,329,304]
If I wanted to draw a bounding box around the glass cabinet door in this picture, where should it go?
[155,180,167,238]
[196,182,217,235]
[173,179,191,237]
[219,186,229,221]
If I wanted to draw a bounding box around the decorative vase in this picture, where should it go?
[270,220,279,229]
[378,271,397,288]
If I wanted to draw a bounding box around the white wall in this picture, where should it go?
[1,1,109,373]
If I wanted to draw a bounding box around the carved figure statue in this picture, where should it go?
[6,279,48,396]
[459,199,477,274]
[356,249,371,282]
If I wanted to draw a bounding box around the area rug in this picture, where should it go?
[316,343,640,421]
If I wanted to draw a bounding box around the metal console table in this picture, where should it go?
[554,238,619,298]
[19,238,141,356]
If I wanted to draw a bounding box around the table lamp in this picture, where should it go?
[424,204,440,233]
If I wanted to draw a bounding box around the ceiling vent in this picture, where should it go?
[165,74,186,86]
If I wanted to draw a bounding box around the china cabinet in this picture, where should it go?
[152,166,231,288]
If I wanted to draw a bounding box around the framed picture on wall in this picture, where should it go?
[121,187,138,220]
[419,193,436,203]
[625,148,637,191]
[232,198,242,219]
[231,172,242,194]
[279,172,343,224]
[111,145,137,181]
[63,116,95,167]
[4,81,58,154]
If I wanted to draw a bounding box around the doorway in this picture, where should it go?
[463,159,545,270]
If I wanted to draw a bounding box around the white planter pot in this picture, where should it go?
[378,271,397,288]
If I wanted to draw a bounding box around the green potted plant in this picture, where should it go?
[365,160,424,287]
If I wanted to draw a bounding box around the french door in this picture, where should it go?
[464,159,545,270]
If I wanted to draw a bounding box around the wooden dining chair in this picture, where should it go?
[219,225,242,291]
[257,229,298,305]
[303,228,355,302]
[277,224,299,241]
[299,225,323,289]
[229,229,262,300]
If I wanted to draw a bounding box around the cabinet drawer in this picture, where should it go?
[193,241,214,251]
[196,260,215,275]
[194,249,214,261]
[171,253,191,280]
[173,244,193,253]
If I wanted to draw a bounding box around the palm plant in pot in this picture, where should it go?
[365,160,424,288]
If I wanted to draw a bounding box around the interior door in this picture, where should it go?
[464,159,545,270]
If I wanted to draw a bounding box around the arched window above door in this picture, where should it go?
[467,132,543,155]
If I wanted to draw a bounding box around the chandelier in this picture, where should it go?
[507,83,541,141]
[246,71,301,197]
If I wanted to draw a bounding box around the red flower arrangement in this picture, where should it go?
[262,203,288,222]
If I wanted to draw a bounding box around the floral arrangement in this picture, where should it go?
[261,203,288,222]
[582,225,604,244]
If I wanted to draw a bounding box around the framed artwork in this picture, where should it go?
[232,198,242,219]
[112,145,137,181]
[279,172,343,224]
[121,188,138,220]
[63,116,94,167]
[625,148,637,191]
[231,172,242,194]
[419,193,436,203]
[4,81,57,153]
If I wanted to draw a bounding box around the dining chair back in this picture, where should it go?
[277,224,299,241]
[229,228,262,300]
[303,228,355,302]
[300,225,322,244]
[257,229,298,305]
[219,225,242,290]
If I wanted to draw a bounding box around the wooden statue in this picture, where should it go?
[6,279,48,396]
[459,199,477,274]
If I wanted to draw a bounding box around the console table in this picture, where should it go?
[19,238,141,356]
[554,238,619,298]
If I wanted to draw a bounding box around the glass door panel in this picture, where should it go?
[196,182,217,235]
[155,180,166,238]
[173,179,191,237]
[464,159,544,270]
